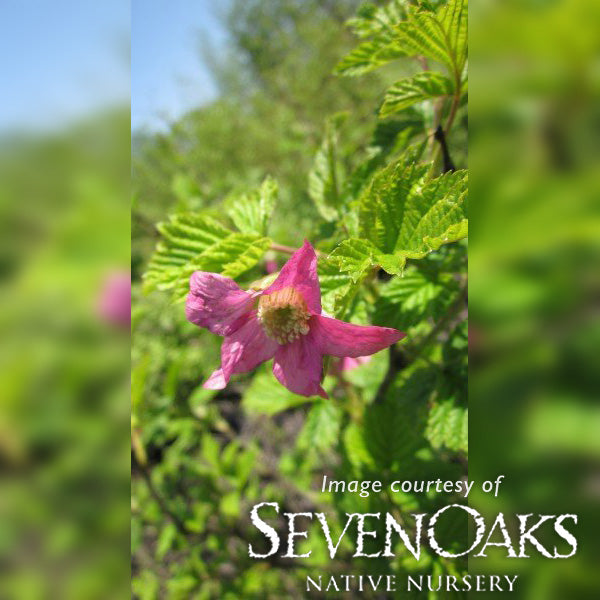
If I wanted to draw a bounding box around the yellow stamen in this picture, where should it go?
[257,287,311,345]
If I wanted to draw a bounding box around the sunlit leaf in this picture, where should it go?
[381,72,455,117]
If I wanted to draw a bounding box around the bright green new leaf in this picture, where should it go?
[426,399,468,454]
[317,256,353,313]
[144,212,271,301]
[328,238,380,282]
[308,121,344,221]
[243,370,314,416]
[347,0,408,39]
[336,34,406,77]
[394,0,468,78]
[227,176,278,236]
[332,158,468,278]
[381,71,455,117]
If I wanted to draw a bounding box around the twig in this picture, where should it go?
[271,242,324,258]
[270,243,297,255]
[434,125,456,173]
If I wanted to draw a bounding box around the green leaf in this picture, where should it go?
[438,0,468,75]
[344,422,376,473]
[381,72,455,117]
[143,212,271,301]
[359,155,430,253]
[393,1,468,77]
[426,399,468,454]
[156,523,177,560]
[334,158,468,277]
[318,257,353,314]
[219,490,241,518]
[339,0,467,80]
[347,368,437,475]
[394,169,468,260]
[297,402,343,452]
[336,34,406,77]
[143,213,229,290]
[394,10,454,73]
[347,0,408,39]
[373,268,457,331]
[328,239,380,282]
[242,370,314,416]
[308,121,343,221]
[227,176,278,236]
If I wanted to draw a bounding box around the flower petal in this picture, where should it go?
[203,368,227,389]
[312,315,404,358]
[186,271,258,336]
[203,313,278,390]
[264,240,321,314]
[272,330,327,398]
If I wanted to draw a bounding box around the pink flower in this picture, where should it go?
[186,241,404,398]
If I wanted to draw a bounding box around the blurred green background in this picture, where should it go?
[469,0,600,597]
[0,112,131,599]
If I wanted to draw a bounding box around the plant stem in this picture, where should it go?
[270,242,324,258]
[270,242,297,255]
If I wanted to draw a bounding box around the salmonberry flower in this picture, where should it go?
[186,241,404,398]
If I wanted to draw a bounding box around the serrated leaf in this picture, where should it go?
[297,402,343,452]
[426,399,468,454]
[317,257,353,315]
[144,211,271,302]
[359,155,429,253]
[395,169,468,259]
[336,34,406,76]
[340,157,468,276]
[347,0,409,39]
[308,122,343,221]
[381,72,455,117]
[227,177,278,236]
[340,0,467,82]
[143,213,229,290]
[394,10,453,73]
[242,370,315,416]
[373,269,457,331]
[356,368,437,474]
[438,0,468,75]
[329,239,380,282]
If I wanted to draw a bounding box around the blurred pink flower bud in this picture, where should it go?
[98,271,131,328]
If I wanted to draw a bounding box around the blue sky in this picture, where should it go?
[132,0,226,132]
[0,0,129,134]
[0,1,225,134]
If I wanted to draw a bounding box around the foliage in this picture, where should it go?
[132,0,468,598]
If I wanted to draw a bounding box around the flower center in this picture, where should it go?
[257,287,311,345]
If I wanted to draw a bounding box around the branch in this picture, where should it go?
[271,242,324,258]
